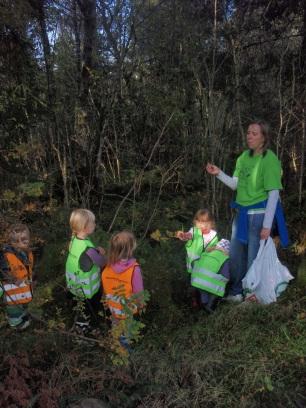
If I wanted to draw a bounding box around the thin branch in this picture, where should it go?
[107,112,175,232]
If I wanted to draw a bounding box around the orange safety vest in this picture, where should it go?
[3,250,33,305]
[102,262,138,319]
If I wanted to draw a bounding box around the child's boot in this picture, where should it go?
[16,315,31,331]
[203,295,219,314]
[74,320,90,335]
[191,288,200,310]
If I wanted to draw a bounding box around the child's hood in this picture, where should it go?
[3,244,28,257]
[111,258,137,274]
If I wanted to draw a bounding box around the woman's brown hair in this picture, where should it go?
[249,120,270,156]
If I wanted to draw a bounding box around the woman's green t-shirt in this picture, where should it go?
[233,149,282,206]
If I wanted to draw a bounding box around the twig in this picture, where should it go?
[29,313,107,346]
[107,112,175,232]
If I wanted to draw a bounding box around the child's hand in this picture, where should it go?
[205,246,217,253]
[209,246,229,256]
[175,231,184,239]
[97,246,106,255]
[175,231,192,241]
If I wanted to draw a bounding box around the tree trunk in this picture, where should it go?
[72,0,82,95]
[77,0,97,112]
[29,0,56,108]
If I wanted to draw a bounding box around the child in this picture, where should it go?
[0,224,33,330]
[176,209,219,270]
[65,209,107,334]
[176,209,230,312]
[102,230,144,349]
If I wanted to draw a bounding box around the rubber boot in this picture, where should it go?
[203,295,219,314]
[191,288,201,310]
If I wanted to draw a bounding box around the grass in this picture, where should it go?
[1,265,305,407]
[0,204,305,407]
[131,293,306,408]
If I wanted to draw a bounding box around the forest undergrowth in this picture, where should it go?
[0,199,305,408]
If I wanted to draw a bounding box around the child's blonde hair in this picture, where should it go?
[69,209,95,235]
[7,223,30,244]
[108,230,136,265]
[193,209,216,229]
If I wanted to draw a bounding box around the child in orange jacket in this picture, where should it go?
[0,224,33,330]
[102,230,144,350]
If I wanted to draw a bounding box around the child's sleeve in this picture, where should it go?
[132,265,144,293]
[79,248,107,272]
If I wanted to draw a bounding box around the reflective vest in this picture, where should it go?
[65,236,101,299]
[1,248,33,305]
[185,228,218,273]
[191,249,229,297]
[102,261,138,319]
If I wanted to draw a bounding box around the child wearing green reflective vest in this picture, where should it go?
[65,209,107,334]
[193,238,230,312]
[176,209,230,313]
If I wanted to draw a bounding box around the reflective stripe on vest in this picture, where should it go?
[191,249,229,297]
[109,306,125,316]
[186,252,202,273]
[105,294,121,302]
[66,276,100,296]
[191,267,228,297]
[4,288,32,304]
[105,295,126,316]
[66,271,100,285]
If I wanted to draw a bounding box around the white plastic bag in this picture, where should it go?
[242,237,294,304]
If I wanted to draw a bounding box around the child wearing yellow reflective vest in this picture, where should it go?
[176,209,230,312]
[65,209,107,334]
[0,224,33,330]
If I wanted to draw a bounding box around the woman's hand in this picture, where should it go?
[206,163,220,176]
[260,228,271,240]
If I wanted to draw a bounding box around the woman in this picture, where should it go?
[206,121,289,302]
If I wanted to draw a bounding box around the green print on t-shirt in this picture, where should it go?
[239,166,251,180]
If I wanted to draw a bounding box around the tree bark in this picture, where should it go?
[28,0,56,109]
[77,0,97,111]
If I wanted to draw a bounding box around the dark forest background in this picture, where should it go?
[1,0,305,231]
